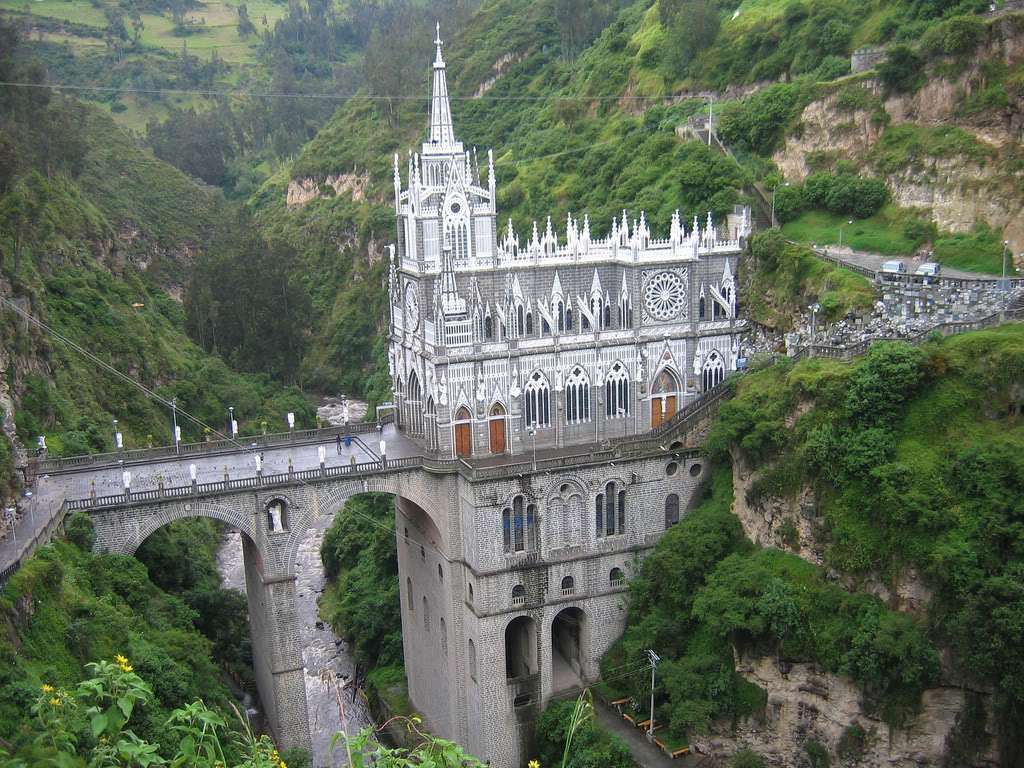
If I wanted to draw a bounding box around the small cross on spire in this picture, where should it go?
[435,21,442,46]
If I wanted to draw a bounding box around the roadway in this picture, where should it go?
[815,244,1007,281]
[0,424,422,574]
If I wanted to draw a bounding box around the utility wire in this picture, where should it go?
[2,294,455,564]
[0,79,696,102]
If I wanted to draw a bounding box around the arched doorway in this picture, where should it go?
[453,406,472,458]
[505,616,538,679]
[488,402,507,454]
[551,607,585,694]
[651,367,681,428]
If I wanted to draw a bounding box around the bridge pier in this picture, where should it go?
[242,533,311,753]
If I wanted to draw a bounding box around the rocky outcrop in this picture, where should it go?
[730,447,825,566]
[286,172,369,209]
[774,16,1024,259]
[696,654,998,768]
[474,52,526,98]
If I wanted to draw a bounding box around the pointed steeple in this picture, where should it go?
[429,23,455,147]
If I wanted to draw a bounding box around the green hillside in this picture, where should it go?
[1,26,314,458]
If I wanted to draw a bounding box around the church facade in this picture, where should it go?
[385,26,748,767]
[388,29,748,461]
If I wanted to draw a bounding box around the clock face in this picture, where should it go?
[404,284,420,329]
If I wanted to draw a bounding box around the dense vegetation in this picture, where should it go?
[535,696,635,768]
[704,325,1024,761]
[319,493,406,711]
[1,23,316,457]
[742,230,875,331]
[601,466,937,747]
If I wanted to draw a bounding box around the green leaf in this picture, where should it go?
[91,712,108,738]
[117,696,133,719]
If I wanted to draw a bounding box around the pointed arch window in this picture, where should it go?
[542,317,550,335]
[423,596,430,631]
[406,370,424,437]
[406,577,414,611]
[565,365,591,424]
[698,296,706,320]
[484,315,493,340]
[516,305,525,337]
[565,307,573,331]
[524,370,551,428]
[605,362,630,418]
[603,304,611,329]
[702,350,726,391]
[556,300,565,332]
[526,312,533,335]
[469,639,477,682]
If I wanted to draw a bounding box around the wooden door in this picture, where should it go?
[455,422,472,458]
[489,417,506,454]
[651,398,664,429]
[665,395,678,422]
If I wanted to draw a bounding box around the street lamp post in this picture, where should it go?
[113,419,122,451]
[809,302,821,346]
[838,219,853,249]
[171,397,179,454]
[228,406,236,439]
[528,424,537,472]
[1003,240,1010,293]
[770,182,788,229]
[647,650,661,741]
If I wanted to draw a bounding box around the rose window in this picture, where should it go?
[643,271,686,321]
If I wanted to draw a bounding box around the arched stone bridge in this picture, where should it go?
[51,388,727,766]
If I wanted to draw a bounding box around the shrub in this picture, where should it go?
[64,512,95,551]
[731,748,766,768]
[878,45,926,93]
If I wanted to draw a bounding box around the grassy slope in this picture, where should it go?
[4,104,315,455]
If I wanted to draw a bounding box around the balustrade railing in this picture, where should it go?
[32,414,395,474]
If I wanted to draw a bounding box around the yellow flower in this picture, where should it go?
[120,664,133,673]
[49,697,62,707]
[528,761,541,768]
[115,654,129,666]
[41,684,55,694]
[279,761,287,768]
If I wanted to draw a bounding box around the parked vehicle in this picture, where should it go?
[916,262,941,276]
[881,260,907,274]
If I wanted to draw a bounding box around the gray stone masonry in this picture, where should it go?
[84,414,717,768]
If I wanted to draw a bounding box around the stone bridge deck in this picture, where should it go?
[1,385,729,583]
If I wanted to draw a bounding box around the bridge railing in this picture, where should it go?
[32,414,396,475]
[0,500,68,588]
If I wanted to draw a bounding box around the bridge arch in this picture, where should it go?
[99,498,259,557]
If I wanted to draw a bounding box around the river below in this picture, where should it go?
[216,519,373,767]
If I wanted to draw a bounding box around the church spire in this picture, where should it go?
[429,22,455,147]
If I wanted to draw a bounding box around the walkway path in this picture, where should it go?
[593,701,709,768]
[810,243,1011,282]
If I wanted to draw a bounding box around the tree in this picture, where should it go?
[878,45,925,93]
[660,0,720,78]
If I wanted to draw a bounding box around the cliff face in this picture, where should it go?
[773,14,1024,259]
[698,654,998,768]
[718,452,998,767]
